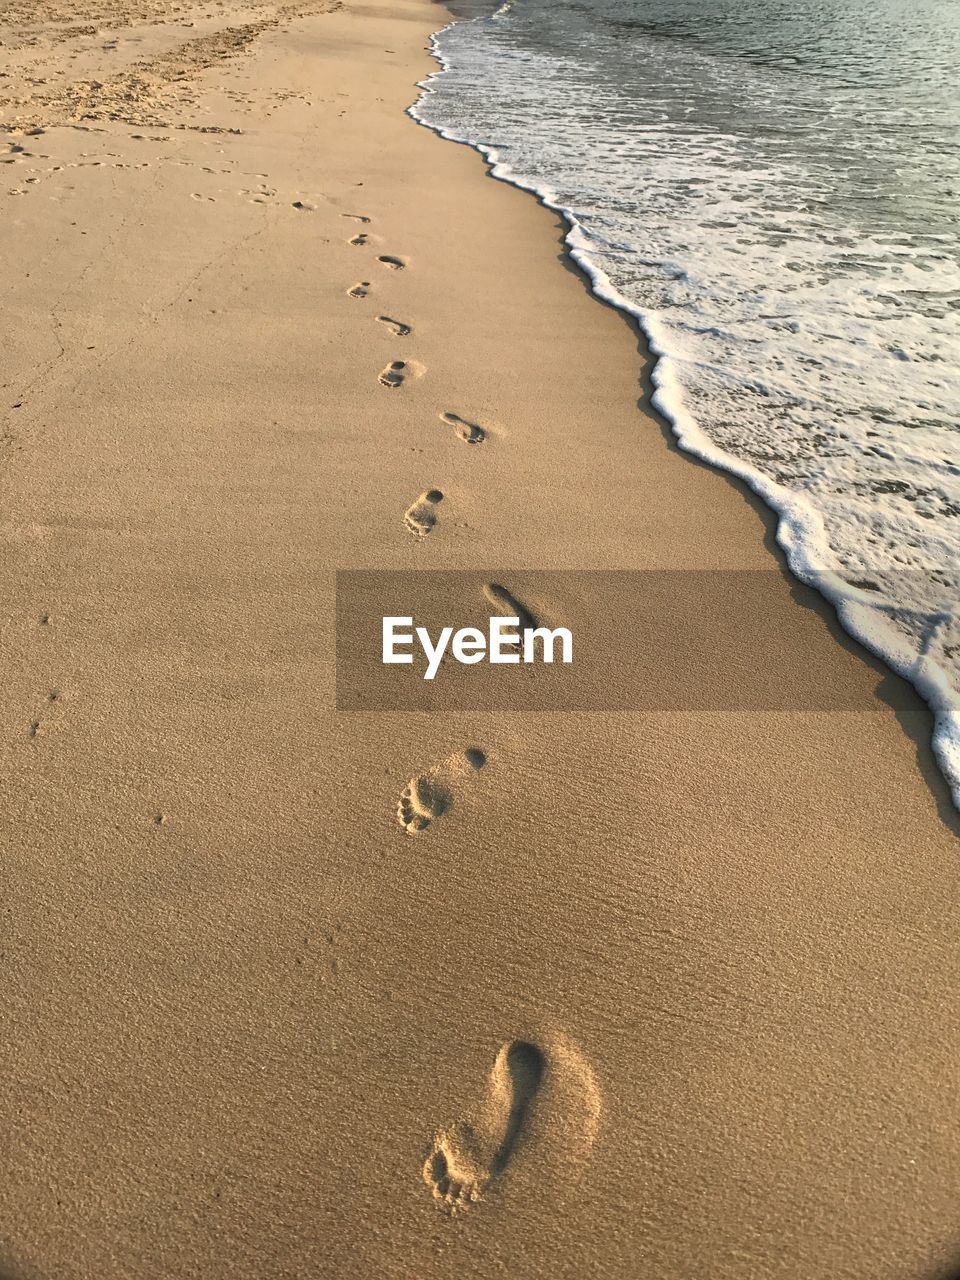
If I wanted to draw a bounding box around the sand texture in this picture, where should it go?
[1,1,959,1277]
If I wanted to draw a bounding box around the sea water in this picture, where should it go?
[411,0,960,807]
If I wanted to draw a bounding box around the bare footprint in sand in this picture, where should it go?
[483,582,538,631]
[380,359,424,390]
[403,488,444,538]
[440,410,485,445]
[349,232,370,247]
[378,254,407,270]
[348,281,371,299]
[423,1035,601,1214]
[379,360,408,389]
[377,315,411,337]
[424,1040,544,1212]
[397,746,486,834]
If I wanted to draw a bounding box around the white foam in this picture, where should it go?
[409,15,960,809]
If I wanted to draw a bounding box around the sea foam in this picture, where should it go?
[410,0,960,809]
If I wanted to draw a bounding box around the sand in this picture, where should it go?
[1,1,959,1277]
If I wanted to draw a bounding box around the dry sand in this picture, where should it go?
[1,1,959,1277]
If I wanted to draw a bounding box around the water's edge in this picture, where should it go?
[408,15,960,815]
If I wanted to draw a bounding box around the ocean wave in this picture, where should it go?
[409,1,960,809]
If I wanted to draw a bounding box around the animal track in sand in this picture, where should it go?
[340,212,370,223]
[483,582,538,631]
[397,746,486,834]
[441,411,485,445]
[349,232,370,247]
[378,254,407,270]
[403,488,444,538]
[377,315,411,337]
[423,1040,544,1212]
[348,281,371,299]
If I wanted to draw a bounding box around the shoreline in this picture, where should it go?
[411,14,960,816]
[1,2,959,1278]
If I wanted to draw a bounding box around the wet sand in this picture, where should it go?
[1,1,959,1277]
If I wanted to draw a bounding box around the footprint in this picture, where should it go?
[397,746,485,833]
[349,232,370,247]
[379,360,408,389]
[340,212,370,223]
[440,411,485,445]
[292,199,316,211]
[243,183,277,203]
[377,315,411,337]
[348,281,371,299]
[483,582,537,631]
[403,488,444,538]
[377,254,406,270]
[423,1040,544,1212]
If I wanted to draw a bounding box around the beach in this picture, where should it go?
[1,1,959,1277]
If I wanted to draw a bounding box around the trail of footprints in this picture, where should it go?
[343,214,490,542]
[7,55,590,1226]
[341,215,579,1213]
